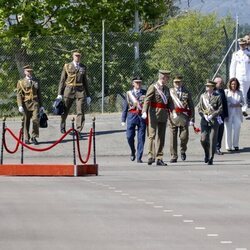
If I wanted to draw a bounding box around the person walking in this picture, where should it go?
[224,78,245,152]
[142,70,172,166]
[168,76,195,163]
[57,51,91,135]
[16,65,44,145]
[214,76,228,155]
[198,80,223,165]
[121,76,147,163]
[229,38,250,117]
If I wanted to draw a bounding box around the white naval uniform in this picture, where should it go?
[229,49,250,112]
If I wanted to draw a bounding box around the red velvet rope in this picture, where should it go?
[3,127,93,164]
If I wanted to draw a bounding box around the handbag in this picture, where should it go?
[52,98,65,115]
[39,112,48,128]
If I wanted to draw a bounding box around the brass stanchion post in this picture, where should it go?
[1,117,6,165]
[92,117,96,165]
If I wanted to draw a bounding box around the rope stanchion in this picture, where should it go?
[21,118,24,164]
[92,117,96,165]
[1,117,6,165]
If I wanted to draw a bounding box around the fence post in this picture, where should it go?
[71,118,77,176]
[0,117,6,165]
[92,117,96,165]
[21,117,24,164]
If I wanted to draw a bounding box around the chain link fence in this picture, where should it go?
[0,30,236,117]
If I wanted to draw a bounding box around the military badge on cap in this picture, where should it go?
[132,76,142,82]
[237,38,247,45]
[173,76,182,82]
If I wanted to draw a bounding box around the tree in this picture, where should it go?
[147,12,235,103]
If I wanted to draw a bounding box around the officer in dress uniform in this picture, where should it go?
[214,76,228,155]
[198,80,223,165]
[57,51,91,135]
[121,76,147,163]
[142,70,172,166]
[229,38,250,117]
[16,65,44,145]
[168,76,195,163]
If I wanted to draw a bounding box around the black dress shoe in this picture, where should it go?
[147,158,155,165]
[137,159,143,163]
[31,137,39,145]
[207,159,213,165]
[242,111,248,117]
[25,139,30,144]
[204,156,209,163]
[156,159,167,166]
[130,155,136,161]
[61,128,66,134]
[181,153,186,161]
[170,158,177,163]
[216,149,223,155]
[234,147,239,151]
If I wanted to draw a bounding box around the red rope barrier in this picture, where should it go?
[4,127,74,152]
[3,128,23,154]
[3,127,93,164]
[76,128,93,164]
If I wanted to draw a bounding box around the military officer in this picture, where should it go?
[229,38,250,117]
[168,76,195,163]
[121,76,147,163]
[16,65,44,145]
[57,51,91,135]
[142,70,172,166]
[198,80,223,165]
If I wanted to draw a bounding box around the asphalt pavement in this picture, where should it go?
[0,111,250,250]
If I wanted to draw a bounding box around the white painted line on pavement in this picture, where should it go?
[173,214,183,217]
[183,220,194,223]
[195,227,206,230]
[114,190,122,193]
[207,234,219,237]
[137,199,145,202]
[145,201,154,205]
[235,248,247,250]
[220,241,232,244]
[153,205,163,208]
[129,196,137,199]
[121,193,129,196]
[163,209,173,213]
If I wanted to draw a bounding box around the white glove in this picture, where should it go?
[87,97,91,105]
[18,106,24,113]
[39,106,45,113]
[208,115,213,121]
[204,114,209,122]
[56,95,62,100]
[121,122,126,126]
[141,112,147,119]
[189,121,194,126]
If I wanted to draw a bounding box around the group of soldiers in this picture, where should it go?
[16,51,91,145]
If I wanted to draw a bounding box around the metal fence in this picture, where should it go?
[0,30,235,117]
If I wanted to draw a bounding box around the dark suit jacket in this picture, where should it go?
[215,88,228,120]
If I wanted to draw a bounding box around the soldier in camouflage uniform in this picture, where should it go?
[169,76,195,163]
[16,65,44,145]
[198,80,223,165]
[57,51,91,134]
[142,70,172,166]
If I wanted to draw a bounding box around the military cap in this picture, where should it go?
[159,69,171,74]
[23,65,33,71]
[72,50,81,56]
[237,38,247,45]
[205,80,216,87]
[132,76,142,82]
[173,76,183,82]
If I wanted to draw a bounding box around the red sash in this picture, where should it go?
[150,102,167,109]
[174,107,191,117]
